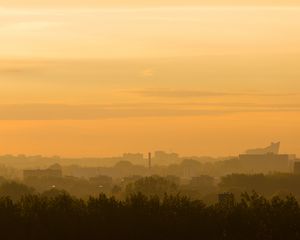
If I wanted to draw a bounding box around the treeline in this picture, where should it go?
[0,192,300,240]
[22,173,300,201]
[3,173,300,203]
[220,173,300,200]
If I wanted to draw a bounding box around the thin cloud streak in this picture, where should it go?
[0,103,299,120]
[0,1,300,8]
[129,89,298,98]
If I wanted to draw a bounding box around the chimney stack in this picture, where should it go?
[148,152,152,169]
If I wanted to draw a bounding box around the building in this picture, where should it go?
[122,153,144,162]
[181,159,202,178]
[154,151,179,161]
[148,152,152,169]
[23,165,62,179]
[238,153,289,173]
[190,175,214,186]
[294,161,300,174]
[245,142,280,155]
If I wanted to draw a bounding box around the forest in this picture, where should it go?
[1,172,300,239]
[0,191,299,240]
[2,173,300,202]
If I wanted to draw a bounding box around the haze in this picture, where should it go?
[0,2,300,157]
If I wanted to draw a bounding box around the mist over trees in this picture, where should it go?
[0,150,299,239]
[0,173,293,202]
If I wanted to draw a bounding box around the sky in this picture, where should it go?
[1,0,300,7]
[0,1,300,157]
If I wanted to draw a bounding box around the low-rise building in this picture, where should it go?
[23,165,62,179]
[294,161,300,174]
[238,153,289,173]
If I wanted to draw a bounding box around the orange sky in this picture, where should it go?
[0,4,299,157]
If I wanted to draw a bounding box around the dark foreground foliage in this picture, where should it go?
[1,192,300,240]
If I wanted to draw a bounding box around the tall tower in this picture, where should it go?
[148,152,152,169]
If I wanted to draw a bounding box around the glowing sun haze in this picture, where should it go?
[0,0,300,157]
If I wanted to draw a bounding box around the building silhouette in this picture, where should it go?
[148,152,152,169]
[245,142,280,155]
[239,153,289,173]
[122,153,144,162]
[23,168,62,179]
[23,164,63,179]
[294,161,300,174]
[154,151,179,161]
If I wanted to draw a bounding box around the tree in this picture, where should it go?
[125,176,179,198]
[0,181,35,202]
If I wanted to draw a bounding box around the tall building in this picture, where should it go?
[245,142,280,155]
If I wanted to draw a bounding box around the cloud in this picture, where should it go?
[141,68,154,77]
[0,68,25,73]
[0,104,222,120]
[0,62,45,75]
[0,103,299,120]
[0,0,299,7]
[129,89,297,98]
[133,89,232,97]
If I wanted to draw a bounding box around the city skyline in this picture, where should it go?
[0,2,300,157]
